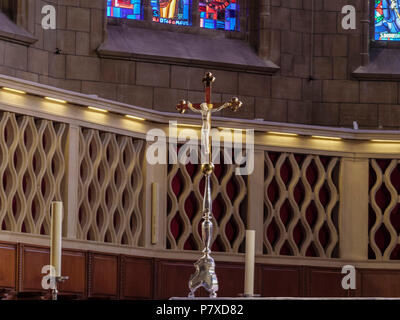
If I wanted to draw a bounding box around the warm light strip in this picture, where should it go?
[125,115,145,121]
[371,139,400,143]
[312,135,342,141]
[88,106,108,113]
[45,97,67,104]
[177,123,202,128]
[268,131,299,137]
[2,87,26,94]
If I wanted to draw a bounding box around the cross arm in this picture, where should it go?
[211,97,243,113]
[176,100,201,114]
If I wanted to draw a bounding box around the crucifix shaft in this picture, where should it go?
[176,72,243,298]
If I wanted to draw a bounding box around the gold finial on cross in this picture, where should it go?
[176,72,242,114]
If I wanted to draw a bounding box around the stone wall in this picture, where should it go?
[0,0,397,129]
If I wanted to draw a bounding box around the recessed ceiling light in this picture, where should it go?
[177,123,202,128]
[88,106,108,113]
[268,131,299,137]
[2,87,26,94]
[371,139,400,143]
[125,115,145,121]
[312,135,342,141]
[45,97,67,104]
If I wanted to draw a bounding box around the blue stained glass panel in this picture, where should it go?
[375,0,400,41]
[199,0,238,31]
[107,0,142,20]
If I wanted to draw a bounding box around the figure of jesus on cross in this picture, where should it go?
[177,72,242,159]
[176,72,243,298]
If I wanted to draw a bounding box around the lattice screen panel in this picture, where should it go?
[167,145,247,253]
[263,152,340,258]
[78,128,144,246]
[0,112,66,235]
[369,159,400,260]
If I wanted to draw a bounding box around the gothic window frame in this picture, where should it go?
[106,0,248,40]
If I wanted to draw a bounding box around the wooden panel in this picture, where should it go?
[121,256,153,299]
[0,242,16,289]
[21,246,49,291]
[155,260,196,299]
[308,267,350,297]
[89,253,118,298]
[59,250,86,295]
[261,265,301,297]
[361,270,400,297]
[216,263,244,297]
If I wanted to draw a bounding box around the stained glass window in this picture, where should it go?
[107,0,142,20]
[199,0,238,31]
[375,0,400,41]
[151,0,192,26]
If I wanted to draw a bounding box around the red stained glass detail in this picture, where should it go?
[306,160,318,188]
[306,244,317,257]
[266,218,279,246]
[293,221,305,247]
[267,177,279,205]
[294,154,305,165]
[376,159,391,172]
[390,244,400,260]
[171,171,183,197]
[318,222,330,248]
[375,182,391,210]
[225,215,237,243]
[280,200,292,227]
[185,162,196,177]
[293,180,304,205]
[226,178,235,200]
[390,204,400,233]
[268,152,279,165]
[390,164,400,191]
[305,201,318,228]
[214,163,223,181]
[318,183,330,207]
[280,157,292,185]
[375,224,391,255]
[170,213,183,241]
[368,206,376,231]
[184,234,197,250]
[319,156,330,169]
[280,241,291,255]
[211,235,224,252]
[184,192,197,221]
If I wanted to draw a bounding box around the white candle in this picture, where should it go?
[50,201,63,277]
[244,230,255,296]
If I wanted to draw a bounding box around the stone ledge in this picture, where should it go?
[97,25,279,75]
[352,48,400,81]
[0,11,36,46]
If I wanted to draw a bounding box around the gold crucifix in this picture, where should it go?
[176,72,243,298]
[176,72,242,158]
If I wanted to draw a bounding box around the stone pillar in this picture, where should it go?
[360,0,370,66]
[143,0,153,22]
[247,149,264,254]
[192,0,199,27]
[258,0,271,60]
[16,0,35,34]
[64,124,80,239]
[142,143,167,249]
[339,157,369,261]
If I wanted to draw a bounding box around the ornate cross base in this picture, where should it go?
[188,255,218,298]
